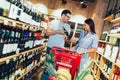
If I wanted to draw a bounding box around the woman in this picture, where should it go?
[71,18,98,70]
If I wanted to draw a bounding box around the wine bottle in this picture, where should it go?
[0,62,7,79]
[100,73,109,80]
[107,61,112,75]
[103,60,108,72]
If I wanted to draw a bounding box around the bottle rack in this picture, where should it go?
[0,45,46,80]
[0,0,48,79]
[91,8,120,80]
[0,16,47,80]
[0,16,40,32]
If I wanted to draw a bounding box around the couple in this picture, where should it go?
[46,9,98,70]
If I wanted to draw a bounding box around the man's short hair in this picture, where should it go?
[61,9,71,16]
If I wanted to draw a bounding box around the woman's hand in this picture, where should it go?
[69,38,76,44]
[77,50,86,55]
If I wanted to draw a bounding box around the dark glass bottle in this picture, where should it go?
[107,61,112,75]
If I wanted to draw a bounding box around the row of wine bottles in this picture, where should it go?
[0,0,45,26]
[0,22,46,58]
[0,47,45,80]
[105,0,120,17]
[97,38,120,63]
[103,60,112,75]
[99,73,108,80]
[96,54,116,76]
[92,62,109,80]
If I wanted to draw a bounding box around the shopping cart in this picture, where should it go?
[51,46,82,80]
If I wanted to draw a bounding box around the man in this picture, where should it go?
[46,9,71,54]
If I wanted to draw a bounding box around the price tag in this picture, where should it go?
[23,54,25,57]
[19,55,22,58]
[13,57,16,61]
[12,22,16,27]
[4,20,8,25]
[22,24,25,30]
[6,59,10,64]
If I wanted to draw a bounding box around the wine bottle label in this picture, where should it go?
[8,4,16,19]
[25,41,28,48]
[18,68,22,75]
[16,48,20,53]
[12,44,15,51]
[2,44,8,54]
[14,43,18,51]
[15,32,18,37]
[11,31,15,37]
[8,44,12,52]
[103,64,107,71]
[107,68,111,75]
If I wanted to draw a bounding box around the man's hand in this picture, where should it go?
[63,35,68,41]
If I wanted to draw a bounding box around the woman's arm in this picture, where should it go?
[77,48,97,58]
[77,48,97,54]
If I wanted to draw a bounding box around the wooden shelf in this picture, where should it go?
[0,46,45,63]
[94,60,109,79]
[99,67,109,79]
[96,51,115,64]
[91,69,97,80]
[98,40,107,43]
[104,14,113,21]
[115,63,120,68]
[17,56,46,80]
[111,17,120,23]
[94,60,99,68]
[96,51,120,75]
[0,16,40,31]
[0,16,23,25]
[96,51,104,57]
[108,34,120,38]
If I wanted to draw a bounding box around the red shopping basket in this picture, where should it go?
[51,46,82,80]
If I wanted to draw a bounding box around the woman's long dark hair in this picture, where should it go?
[85,18,96,34]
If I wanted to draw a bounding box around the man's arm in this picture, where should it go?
[46,27,66,36]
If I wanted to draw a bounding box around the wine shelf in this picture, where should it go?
[0,46,45,63]
[17,56,46,80]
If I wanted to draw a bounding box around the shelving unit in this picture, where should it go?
[0,1,47,79]
[108,34,120,38]
[0,16,23,25]
[0,16,39,32]
[92,35,120,79]
[97,50,120,69]
[17,57,46,80]
[0,46,45,63]
[91,0,120,79]
[90,69,97,79]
